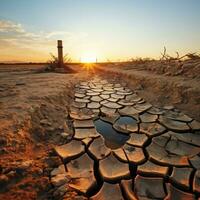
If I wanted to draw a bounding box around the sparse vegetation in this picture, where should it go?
[128,57,155,64]
[45,53,73,72]
[120,47,200,78]
[160,46,200,61]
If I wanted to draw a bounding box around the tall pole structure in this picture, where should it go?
[57,40,63,67]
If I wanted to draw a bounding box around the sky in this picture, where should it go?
[0,0,200,62]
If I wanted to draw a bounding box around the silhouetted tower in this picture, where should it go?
[57,40,63,67]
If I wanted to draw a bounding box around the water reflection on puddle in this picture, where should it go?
[115,116,137,126]
[94,118,131,149]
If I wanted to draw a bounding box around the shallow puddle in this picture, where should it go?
[115,116,137,125]
[94,118,130,149]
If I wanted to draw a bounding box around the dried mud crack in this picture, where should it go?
[49,76,200,200]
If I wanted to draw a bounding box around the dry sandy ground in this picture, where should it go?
[0,62,199,199]
[0,64,92,200]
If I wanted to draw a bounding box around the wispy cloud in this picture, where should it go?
[0,20,25,33]
[0,19,88,61]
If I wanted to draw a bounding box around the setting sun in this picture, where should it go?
[80,53,97,63]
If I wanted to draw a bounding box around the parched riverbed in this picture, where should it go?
[51,76,200,200]
[0,64,200,200]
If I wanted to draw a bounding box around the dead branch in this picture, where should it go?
[160,47,200,62]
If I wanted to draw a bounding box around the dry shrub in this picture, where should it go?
[45,53,73,72]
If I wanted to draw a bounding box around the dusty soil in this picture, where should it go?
[0,64,91,200]
[97,60,200,121]
[0,61,199,199]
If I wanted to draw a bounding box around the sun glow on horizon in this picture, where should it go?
[80,53,97,63]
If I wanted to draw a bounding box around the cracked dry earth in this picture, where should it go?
[50,76,200,200]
